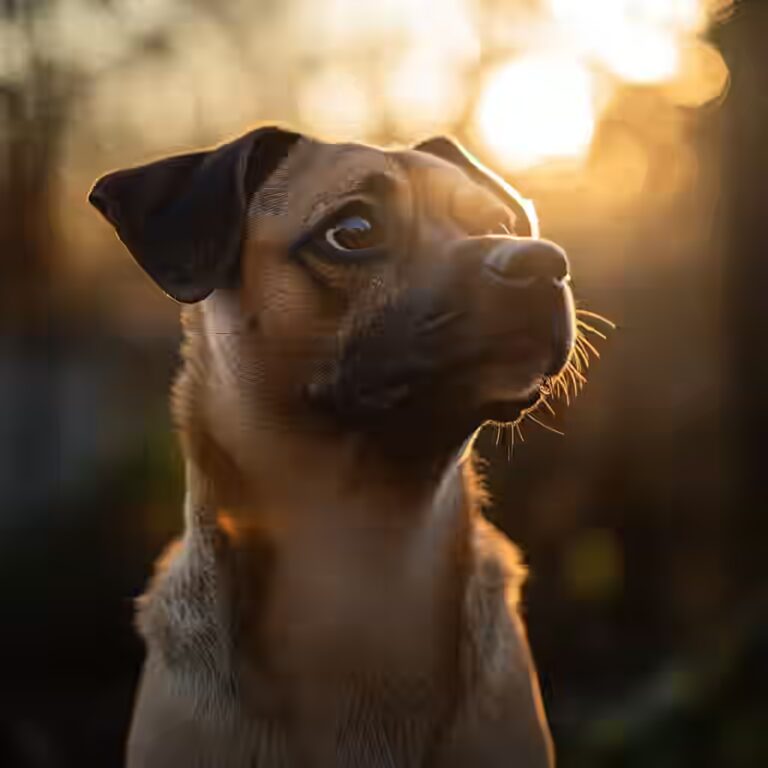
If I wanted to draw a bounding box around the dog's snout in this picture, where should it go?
[484,238,569,287]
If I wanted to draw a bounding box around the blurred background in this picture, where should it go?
[1,0,766,765]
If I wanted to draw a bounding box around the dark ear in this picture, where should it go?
[414,136,538,238]
[89,126,302,303]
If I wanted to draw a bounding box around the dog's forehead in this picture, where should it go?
[281,139,465,186]
[247,141,389,231]
[247,138,484,231]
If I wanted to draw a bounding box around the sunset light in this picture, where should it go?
[471,0,731,169]
[474,55,597,170]
[1,0,729,175]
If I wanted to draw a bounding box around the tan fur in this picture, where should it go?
[124,140,555,767]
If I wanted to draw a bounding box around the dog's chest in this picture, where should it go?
[186,512,455,765]
[258,512,457,684]
[139,531,450,766]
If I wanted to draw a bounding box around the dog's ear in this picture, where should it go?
[89,126,302,303]
[414,136,538,238]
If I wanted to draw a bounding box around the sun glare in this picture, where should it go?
[547,0,688,84]
[470,0,730,170]
[474,55,597,171]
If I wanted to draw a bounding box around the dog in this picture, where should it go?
[89,126,575,767]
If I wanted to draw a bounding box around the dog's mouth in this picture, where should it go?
[308,279,575,429]
[473,278,575,403]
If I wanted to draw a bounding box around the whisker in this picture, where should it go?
[573,343,591,370]
[578,335,601,359]
[569,365,588,384]
[575,309,616,328]
[540,397,557,416]
[519,307,613,414]
[526,413,565,436]
[576,320,607,340]
[566,366,581,394]
[575,337,593,363]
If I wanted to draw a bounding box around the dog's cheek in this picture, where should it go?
[243,249,337,339]
[242,253,347,406]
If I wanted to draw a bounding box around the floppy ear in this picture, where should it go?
[414,136,539,238]
[88,126,302,303]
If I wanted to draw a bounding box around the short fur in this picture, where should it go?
[91,129,563,767]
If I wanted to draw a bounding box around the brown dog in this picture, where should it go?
[90,127,574,767]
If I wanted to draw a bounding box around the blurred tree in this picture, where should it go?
[1,0,63,330]
[720,0,768,586]
[0,0,184,329]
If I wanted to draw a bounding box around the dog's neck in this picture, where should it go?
[185,385,479,542]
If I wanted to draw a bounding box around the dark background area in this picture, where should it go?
[1,0,767,765]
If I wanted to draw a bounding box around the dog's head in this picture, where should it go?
[90,127,574,461]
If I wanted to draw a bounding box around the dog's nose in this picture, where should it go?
[484,238,569,287]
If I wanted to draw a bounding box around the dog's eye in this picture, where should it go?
[325,213,381,252]
[292,202,387,265]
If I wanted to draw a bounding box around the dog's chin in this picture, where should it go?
[306,359,551,465]
[474,383,545,425]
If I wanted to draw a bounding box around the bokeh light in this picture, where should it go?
[664,40,730,107]
[382,49,467,135]
[9,0,729,177]
[297,67,377,141]
[546,0,698,83]
[474,54,598,170]
[469,0,732,169]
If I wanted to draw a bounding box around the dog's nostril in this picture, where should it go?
[484,238,569,285]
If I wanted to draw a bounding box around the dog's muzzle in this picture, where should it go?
[309,235,575,426]
[476,237,574,376]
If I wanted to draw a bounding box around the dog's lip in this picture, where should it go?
[323,339,543,416]
[499,281,575,377]
[478,387,544,421]
[546,283,576,375]
[473,312,573,377]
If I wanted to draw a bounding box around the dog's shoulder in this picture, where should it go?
[447,452,530,688]
[461,514,532,703]
[468,515,527,606]
[135,528,240,717]
[136,533,218,657]
[441,518,553,766]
